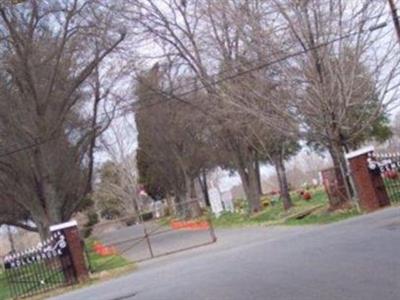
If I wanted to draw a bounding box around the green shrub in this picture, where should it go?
[77,196,95,212]
[100,207,122,220]
[83,211,99,238]
[261,195,271,208]
[141,212,153,221]
[233,198,248,213]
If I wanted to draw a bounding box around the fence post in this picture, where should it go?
[50,220,89,283]
[346,146,390,212]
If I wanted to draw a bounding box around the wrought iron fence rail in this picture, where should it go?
[4,258,72,299]
[368,151,400,204]
[2,230,77,299]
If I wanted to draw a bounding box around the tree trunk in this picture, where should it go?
[33,149,63,236]
[198,170,211,207]
[165,193,175,216]
[180,174,202,219]
[248,162,261,213]
[44,182,63,225]
[31,209,51,240]
[255,158,263,195]
[7,226,16,253]
[328,143,352,209]
[174,191,185,218]
[274,156,293,211]
[36,220,51,241]
[189,178,202,218]
[237,154,261,214]
[337,143,354,198]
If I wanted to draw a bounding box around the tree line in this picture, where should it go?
[133,0,397,215]
[0,0,399,238]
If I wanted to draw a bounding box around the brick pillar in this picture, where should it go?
[50,220,89,283]
[346,146,390,212]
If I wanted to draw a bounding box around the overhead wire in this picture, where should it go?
[0,7,392,158]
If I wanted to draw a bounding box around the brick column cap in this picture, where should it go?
[49,220,78,232]
[345,146,374,160]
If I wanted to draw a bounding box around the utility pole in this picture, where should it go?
[388,0,400,43]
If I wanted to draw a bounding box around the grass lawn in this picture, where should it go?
[157,215,173,227]
[0,271,10,300]
[0,262,66,300]
[85,239,132,273]
[212,188,361,227]
[0,242,133,300]
[383,178,400,204]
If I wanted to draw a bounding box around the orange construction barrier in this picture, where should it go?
[170,220,210,230]
[91,241,118,257]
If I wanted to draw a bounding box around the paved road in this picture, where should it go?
[52,207,400,300]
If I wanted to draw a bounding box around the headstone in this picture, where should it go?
[221,191,234,213]
[209,188,224,217]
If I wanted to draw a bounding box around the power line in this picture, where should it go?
[0,17,389,159]
[135,20,388,107]
[134,4,388,102]
[128,0,385,97]
[4,0,389,119]
[0,19,389,158]
[87,9,392,120]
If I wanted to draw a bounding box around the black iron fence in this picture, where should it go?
[2,230,76,299]
[368,152,400,203]
[0,200,217,298]
[0,267,10,300]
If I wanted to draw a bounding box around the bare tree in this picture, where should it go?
[120,0,400,213]
[95,117,140,218]
[0,0,126,237]
[270,0,400,208]
[123,0,278,213]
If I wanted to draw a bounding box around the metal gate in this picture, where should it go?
[84,199,217,273]
[3,230,77,299]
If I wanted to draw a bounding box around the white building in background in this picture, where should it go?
[208,168,235,217]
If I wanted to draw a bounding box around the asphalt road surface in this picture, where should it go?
[51,207,400,300]
[94,222,215,261]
